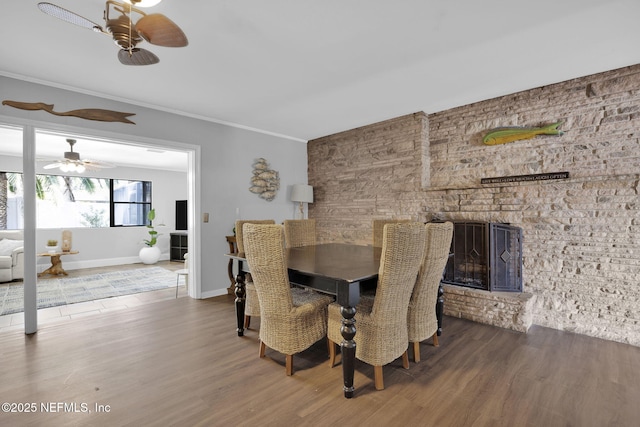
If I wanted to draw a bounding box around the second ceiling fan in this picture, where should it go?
[42,139,115,173]
[37,0,188,66]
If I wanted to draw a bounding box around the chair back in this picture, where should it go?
[371,222,426,342]
[408,222,454,342]
[235,219,275,254]
[242,224,293,316]
[284,219,316,248]
[372,219,411,247]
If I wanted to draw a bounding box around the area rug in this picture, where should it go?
[0,267,178,316]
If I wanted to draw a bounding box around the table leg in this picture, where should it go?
[227,258,235,291]
[38,255,68,277]
[226,238,237,295]
[234,269,246,337]
[436,282,444,336]
[340,305,357,398]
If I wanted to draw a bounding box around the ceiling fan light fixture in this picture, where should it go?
[38,1,187,65]
[42,139,115,172]
[58,161,85,173]
[123,0,162,7]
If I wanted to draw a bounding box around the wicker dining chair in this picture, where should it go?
[235,219,276,329]
[327,222,426,390]
[372,218,411,247]
[283,219,316,248]
[408,222,453,362]
[243,223,334,376]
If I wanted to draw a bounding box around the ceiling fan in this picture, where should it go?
[37,0,188,65]
[42,139,115,173]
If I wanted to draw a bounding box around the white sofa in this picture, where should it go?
[0,230,24,282]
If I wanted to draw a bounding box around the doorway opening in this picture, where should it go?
[0,124,198,332]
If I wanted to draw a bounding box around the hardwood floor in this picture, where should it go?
[0,261,186,332]
[1,294,639,426]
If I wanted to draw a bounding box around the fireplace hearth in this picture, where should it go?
[443,221,523,292]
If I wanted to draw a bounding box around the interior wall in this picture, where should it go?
[0,75,308,298]
[308,64,640,347]
[0,153,187,271]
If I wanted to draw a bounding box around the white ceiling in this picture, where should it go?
[1,0,640,145]
[0,126,188,172]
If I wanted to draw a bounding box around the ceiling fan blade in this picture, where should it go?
[83,160,116,169]
[117,48,159,66]
[42,162,63,169]
[135,14,188,47]
[37,2,106,34]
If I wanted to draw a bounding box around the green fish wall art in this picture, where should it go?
[482,122,564,145]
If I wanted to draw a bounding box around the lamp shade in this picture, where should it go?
[291,184,313,203]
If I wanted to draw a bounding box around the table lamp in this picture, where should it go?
[291,184,313,219]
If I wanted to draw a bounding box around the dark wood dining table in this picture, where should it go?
[225,243,444,398]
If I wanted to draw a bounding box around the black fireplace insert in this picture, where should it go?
[442,221,523,292]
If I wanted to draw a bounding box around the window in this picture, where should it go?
[2,172,151,229]
[111,179,152,227]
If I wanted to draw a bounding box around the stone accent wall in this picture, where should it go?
[308,112,428,244]
[308,64,640,347]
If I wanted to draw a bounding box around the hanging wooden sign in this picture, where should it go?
[481,171,569,184]
[2,100,136,124]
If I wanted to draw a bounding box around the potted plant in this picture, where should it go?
[46,239,58,254]
[139,208,161,264]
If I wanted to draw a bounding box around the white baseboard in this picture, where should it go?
[36,254,172,273]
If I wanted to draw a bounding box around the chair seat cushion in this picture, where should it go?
[291,287,334,308]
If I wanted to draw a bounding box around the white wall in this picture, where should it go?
[0,75,308,298]
[0,154,187,271]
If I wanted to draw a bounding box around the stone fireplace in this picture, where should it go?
[308,64,640,346]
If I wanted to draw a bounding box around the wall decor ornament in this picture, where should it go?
[249,158,280,201]
[2,100,136,124]
[482,121,563,145]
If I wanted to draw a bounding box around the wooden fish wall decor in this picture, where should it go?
[483,122,563,145]
[249,158,280,201]
[2,100,136,124]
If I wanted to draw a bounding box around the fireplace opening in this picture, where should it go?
[443,221,523,292]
